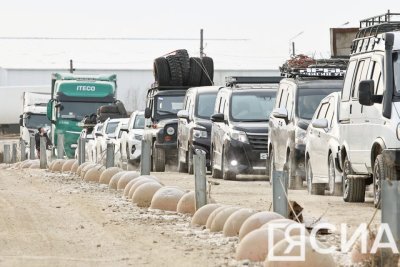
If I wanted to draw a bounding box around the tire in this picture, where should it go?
[328,153,343,196]
[373,154,384,208]
[188,57,203,86]
[99,105,119,113]
[166,55,183,86]
[222,147,236,180]
[177,144,188,173]
[115,100,128,117]
[200,56,214,86]
[152,142,165,172]
[153,57,170,86]
[306,158,325,195]
[343,155,365,202]
[188,148,194,175]
[175,49,190,85]
[211,146,222,179]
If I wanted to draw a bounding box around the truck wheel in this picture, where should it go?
[373,154,385,208]
[328,153,343,196]
[343,155,365,202]
[306,159,325,195]
[152,143,165,172]
[188,57,203,86]
[188,148,194,175]
[177,145,188,173]
[176,49,190,85]
[153,57,170,86]
[166,55,183,86]
[211,146,222,179]
[222,147,236,180]
[200,57,214,86]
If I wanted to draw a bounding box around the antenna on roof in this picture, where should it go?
[69,59,75,73]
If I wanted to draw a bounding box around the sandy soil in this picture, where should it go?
[0,166,381,267]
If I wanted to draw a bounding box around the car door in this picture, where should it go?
[272,85,289,169]
[212,93,226,169]
[319,98,336,178]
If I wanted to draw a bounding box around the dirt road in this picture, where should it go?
[0,167,381,267]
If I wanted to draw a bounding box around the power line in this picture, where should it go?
[0,36,249,41]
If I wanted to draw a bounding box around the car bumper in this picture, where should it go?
[155,141,177,150]
[225,139,268,175]
[294,144,306,178]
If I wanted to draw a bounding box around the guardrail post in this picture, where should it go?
[3,144,10,163]
[57,134,64,159]
[106,143,115,168]
[40,137,47,169]
[272,168,289,218]
[20,140,26,161]
[194,149,207,210]
[78,138,86,165]
[11,143,17,163]
[140,135,151,175]
[30,136,35,160]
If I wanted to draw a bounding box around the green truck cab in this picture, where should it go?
[47,73,117,158]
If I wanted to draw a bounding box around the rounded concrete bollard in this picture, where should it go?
[264,236,335,267]
[71,161,80,173]
[108,171,128,189]
[84,165,106,182]
[117,171,140,190]
[62,159,77,173]
[210,206,241,232]
[239,211,285,240]
[76,162,93,176]
[191,204,222,226]
[261,219,309,237]
[236,227,285,262]
[150,186,186,211]
[223,208,257,237]
[206,206,230,230]
[99,167,122,184]
[132,182,163,208]
[80,163,98,179]
[124,175,160,197]
[29,162,40,169]
[21,160,34,169]
[176,191,196,215]
[128,178,158,199]
[48,160,56,170]
[52,159,67,172]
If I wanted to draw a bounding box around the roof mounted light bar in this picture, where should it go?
[225,76,283,87]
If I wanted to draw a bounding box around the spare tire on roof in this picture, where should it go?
[175,49,190,85]
[153,57,170,86]
[200,56,214,86]
[98,105,119,114]
[188,57,203,86]
[166,55,183,86]
[115,100,128,117]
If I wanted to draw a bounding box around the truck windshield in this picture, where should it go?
[231,91,276,122]
[133,114,145,129]
[59,102,110,120]
[394,52,400,94]
[106,122,119,134]
[196,93,217,119]
[155,95,184,117]
[25,114,50,128]
[297,89,339,120]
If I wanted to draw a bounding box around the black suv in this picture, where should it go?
[144,85,188,171]
[210,76,282,180]
[177,86,219,174]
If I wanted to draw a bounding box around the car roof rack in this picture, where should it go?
[351,10,400,55]
[225,76,283,87]
[280,55,348,79]
[149,82,190,90]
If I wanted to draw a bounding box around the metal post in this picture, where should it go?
[106,143,115,168]
[20,140,26,161]
[40,137,47,169]
[272,169,289,218]
[200,29,204,58]
[194,149,207,210]
[140,135,152,175]
[11,143,17,163]
[57,134,64,159]
[3,144,10,163]
[78,138,86,165]
[30,136,35,160]
[292,41,295,57]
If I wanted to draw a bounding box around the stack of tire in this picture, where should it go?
[97,100,128,122]
[153,49,214,87]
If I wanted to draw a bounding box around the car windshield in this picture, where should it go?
[394,52,400,94]
[25,114,50,128]
[297,89,340,120]
[106,122,119,134]
[59,102,110,120]
[133,114,145,129]
[155,95,184,117]
[231,91,276,122]
[196,93,217,119]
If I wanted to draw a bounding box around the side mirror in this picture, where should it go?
[312,118,328,129]
[211,113,225,123]
[359,80,375,106]
[144,107,151,119]
[272,107,288,119]
[298,119,310,130]
[177,110,189,120]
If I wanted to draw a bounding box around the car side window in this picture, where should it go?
[317,102,329,120]
[342,60,357,101]
[216,96,222,113]
[352,59,370,98]
[286,88,293,119]
[325,99,335,127]
[279,89,288,109]
[370,61,384,95]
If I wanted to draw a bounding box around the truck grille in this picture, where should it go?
[247,133,268,151]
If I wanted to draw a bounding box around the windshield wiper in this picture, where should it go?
[157,109,176,115]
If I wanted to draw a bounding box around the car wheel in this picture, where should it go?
[222,147,236,180]
[306,158,325,195]
[152,142,165,172]
[343,155,365,202]
[373,154,385,208]
[211,146,222,179]
[328,153,343,196]
[188,148,194,175]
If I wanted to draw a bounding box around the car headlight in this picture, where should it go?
[295,128,307,145]
[193,129,207,139]
[230,129,249,143]
[166,126,175,135]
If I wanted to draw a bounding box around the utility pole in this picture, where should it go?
[69,59,75,73]
[200,29,204,58]
[292,42,295,57]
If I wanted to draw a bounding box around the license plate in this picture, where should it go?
[260,153,268,160]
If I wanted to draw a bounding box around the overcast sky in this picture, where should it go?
[0,0,398,69]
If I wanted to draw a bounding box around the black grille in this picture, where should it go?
[247,134,268,150]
